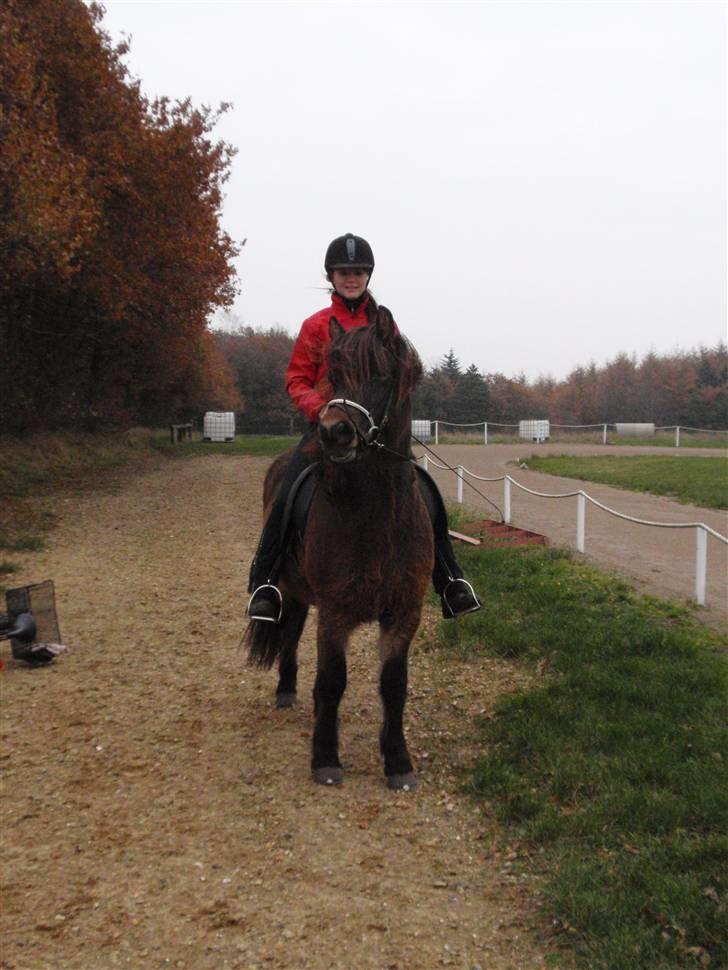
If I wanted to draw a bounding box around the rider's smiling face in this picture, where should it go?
[331,268,369,301]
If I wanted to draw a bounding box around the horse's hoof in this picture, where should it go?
[312,766,344,786]
[275,692,297,709]
[387,772,418,791]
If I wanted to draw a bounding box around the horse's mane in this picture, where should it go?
[326,315,423,406]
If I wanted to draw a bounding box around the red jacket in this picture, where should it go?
[286,293,373,423]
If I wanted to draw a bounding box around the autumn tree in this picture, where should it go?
[215,326,303,434]
[0,0,240,430]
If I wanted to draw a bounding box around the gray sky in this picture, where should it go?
[99,0,726,380]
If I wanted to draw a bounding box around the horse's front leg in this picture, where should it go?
[311,614,350,785]
[379,611,420,791]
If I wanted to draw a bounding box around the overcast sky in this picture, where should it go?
[98,0,726,380]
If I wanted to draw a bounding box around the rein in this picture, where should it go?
[322,398,503,518]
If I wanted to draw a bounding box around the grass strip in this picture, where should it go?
[156,435,298,458]
[0,431,296,559]
[435,541,727,969]
[524,454,728,510]
[437,434,728,449]
[0,431,298,500]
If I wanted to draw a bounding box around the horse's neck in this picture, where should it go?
[323,447,414,503]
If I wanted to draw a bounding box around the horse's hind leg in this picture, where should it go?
[379,613,420,791]
[311,617,349,785]
[275,600,308,708]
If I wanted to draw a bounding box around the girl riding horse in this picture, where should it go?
[247,232,480,624]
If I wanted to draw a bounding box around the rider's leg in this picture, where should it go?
[247,430,319,622]
[415,466,481,619]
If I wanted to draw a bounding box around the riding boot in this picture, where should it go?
[433,532,482,619]
[415,465,482,619]
[247,510,285,623]
[247,429,320,624]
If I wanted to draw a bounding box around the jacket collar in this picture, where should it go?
[331,291,370,317]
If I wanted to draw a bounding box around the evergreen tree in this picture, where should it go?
[450,364,489,423]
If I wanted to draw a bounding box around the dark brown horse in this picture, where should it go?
[246,307,433,789]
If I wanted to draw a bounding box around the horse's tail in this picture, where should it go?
[245,618,285,668]
[245,600,308,669]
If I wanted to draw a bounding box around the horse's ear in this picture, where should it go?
[376,306,395,344]
[329,316,344,340]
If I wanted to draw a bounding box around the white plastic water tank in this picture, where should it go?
[203,412,235,442]
[411,420,432,442]
[615,423,655,437]
[519,419,550,442]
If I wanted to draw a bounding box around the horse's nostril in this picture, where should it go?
[319,419,354,447]
[333,421,354,444]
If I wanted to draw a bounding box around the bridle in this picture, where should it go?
[319,397,390,449]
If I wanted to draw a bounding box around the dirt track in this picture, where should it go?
[419,444,727,626]
[1,456,548,970]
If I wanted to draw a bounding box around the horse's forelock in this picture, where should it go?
[327,325,422,403]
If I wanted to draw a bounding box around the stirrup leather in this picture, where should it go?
[246,584,283,624]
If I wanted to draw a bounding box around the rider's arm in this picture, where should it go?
[285,316,330,423]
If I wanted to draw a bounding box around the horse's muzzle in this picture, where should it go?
[318,417,358,463]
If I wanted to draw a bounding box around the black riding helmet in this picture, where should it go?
[324,233,375,275]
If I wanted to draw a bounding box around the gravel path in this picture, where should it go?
[1,456,548,970]
[416,444,727,625]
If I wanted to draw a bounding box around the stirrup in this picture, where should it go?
[246,584,283,624]
[441,578,481,619]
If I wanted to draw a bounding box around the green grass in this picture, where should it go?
[0,432,296,499]
[607,434,728,449]
[433,539,727,969]
[155,434,298,458]
[435,432,728,448]
[0,430,159,499]
[0,431,296,561]
[524,454,728,509]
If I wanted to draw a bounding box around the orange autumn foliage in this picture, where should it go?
[0,0,241,430]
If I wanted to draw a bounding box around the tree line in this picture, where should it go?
[1,0,241,432]
[214,327,727,432]
[2,1,725,437]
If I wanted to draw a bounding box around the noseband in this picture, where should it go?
[320,396,390,449]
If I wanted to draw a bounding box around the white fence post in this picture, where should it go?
[676,426,681,448]
[484,422,488,445]
[456,465,464,504]
[695,526,707,605]
[504,477,511,524]
[434,420,439,446]
[603,424,608,445]
[577,493,586,552]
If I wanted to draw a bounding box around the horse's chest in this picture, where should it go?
[305,493,430,584]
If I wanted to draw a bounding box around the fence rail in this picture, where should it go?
[424,421,728,447]
[419,454,728,608]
